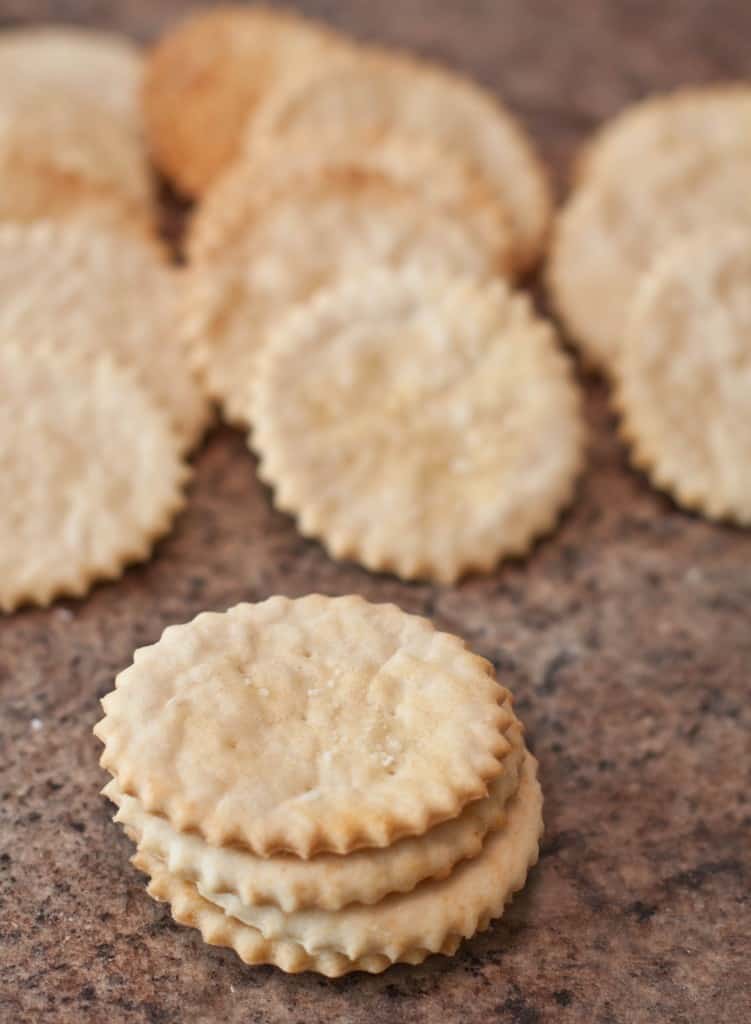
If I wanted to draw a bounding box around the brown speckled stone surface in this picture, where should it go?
[1,2,750,1022]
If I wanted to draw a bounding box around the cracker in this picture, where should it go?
[251,270,585,583]
[211,134,516,277]
[576,84,751,187]
[184,168,506,426]
[246,53,552,270]
[0,153,154,239]
[0,220,208,451]
[614,225,751,525]
[0,25,143,135]
[134,850,457,976]
[143,5,351,196]
[95,595,512,857]
[547,152,751,371]
[0,342,188,612]
[105,719,524,913]
[132,750,541,973]
[0,87,152,212]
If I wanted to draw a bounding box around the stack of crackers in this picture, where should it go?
[144,5,587,582]
[0,26,207,612]
[548,87,751,524]
[95,595,544,976]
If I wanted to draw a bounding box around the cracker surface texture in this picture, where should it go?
[251,270,585,582]
[247,53,552,270]
[216,134,516,277]
[576,84,751,187]
[0,25,143,134]
[615,226,751,524]
[96,595,512,857]
[184,169,504,426]
[0,88,151,212]
[548,152,751,371]
[143,5,350,196]
[0,343,188,612]
[0,220,207,450]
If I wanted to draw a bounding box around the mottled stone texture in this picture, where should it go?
[1,2,750,1022]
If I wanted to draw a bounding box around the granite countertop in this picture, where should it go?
[1,2,750,1022]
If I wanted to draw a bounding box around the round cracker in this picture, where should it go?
[143,5,351,196]
[0,221,207,451]
[132,750,541,975]
[0,25,143,136]
[134,851,458,977]
[219,133,517,277]
[577,83,751,187]
[95,595,512,858]
[547,151,751,372]
[251,270,585,583]
[246,53,552,270]
[184,168,507,426]
[0,87,152,213]
[0,152,154,240]
[614,225,751,525]
[105,718,523,913]
[0,342,188,613]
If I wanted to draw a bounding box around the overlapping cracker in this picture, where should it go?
[143,5,351,196]
[134,849,456,976]
[0,220,208,451]
[614,225,751,524]
[0,342,188,612]
[203,134,516,277]
[0,25,143,135]
[132,750,541,974]
[105,719,524,913]
[0,87,152,213]
[547,152,751,371]
[245,53,552,271]
[0,153,153,238]
[184,168,504,425]
[576,83,751,187]
[251,270,585,583]
[95,596,512,858]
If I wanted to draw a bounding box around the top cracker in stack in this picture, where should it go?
[95,595,543,976]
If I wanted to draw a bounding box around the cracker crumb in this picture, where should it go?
[30,717,43,732]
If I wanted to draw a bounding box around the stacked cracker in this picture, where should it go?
[0,27,207,612]
[95,595,543,976]
[548,87,751,524]
[143,6,587,583]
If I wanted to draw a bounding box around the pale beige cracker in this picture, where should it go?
[0,25,143,136]
[0,153,154,239]
[184,168,505,426]
[132,750,542,973]
[251,269,585,583]
[95,595,512,858]
[547,151,751,372]
[614,225,751,525]
[105,718,524,913]
[576,84,751,187]
[133,849,459,976]
[200,134,516,277]
[0,342,188,613]
[0,87,152,213]
[0,220,208,451]
[246,53,552,270]
[143,5,352,196]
